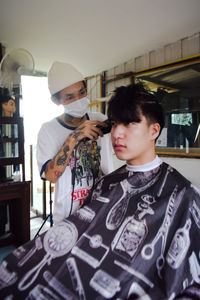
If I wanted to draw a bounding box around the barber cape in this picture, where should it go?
[1,161,200,299]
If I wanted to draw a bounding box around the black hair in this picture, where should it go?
[107,82,165,137]
[0,87,14,103]
[0,87,15,115]
[52,80,87,101]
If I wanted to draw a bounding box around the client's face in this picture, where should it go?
[111,115,156,166]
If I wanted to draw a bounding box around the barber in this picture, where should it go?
[36,61,114,224]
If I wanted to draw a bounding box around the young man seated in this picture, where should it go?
[1,83,200,299]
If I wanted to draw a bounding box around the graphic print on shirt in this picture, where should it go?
[69,140,102,209]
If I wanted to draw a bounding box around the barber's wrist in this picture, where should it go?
[67,133,78,147]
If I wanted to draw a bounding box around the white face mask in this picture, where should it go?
[63,97,90,117]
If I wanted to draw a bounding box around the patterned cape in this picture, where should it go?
[1,162,200,299]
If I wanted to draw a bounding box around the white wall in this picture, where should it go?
[160,156,200,189]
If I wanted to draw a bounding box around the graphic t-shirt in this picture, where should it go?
[36,112,114,224]
[69,139,103,209]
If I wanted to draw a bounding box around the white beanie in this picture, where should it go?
[48,61,84,95]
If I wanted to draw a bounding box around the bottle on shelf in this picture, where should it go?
[13,166,21,182]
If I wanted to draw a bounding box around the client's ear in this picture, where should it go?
[151,123,161,140]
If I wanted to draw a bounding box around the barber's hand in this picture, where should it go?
[70,120,108,142]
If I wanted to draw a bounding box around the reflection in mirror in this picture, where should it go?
[135,58,200,157]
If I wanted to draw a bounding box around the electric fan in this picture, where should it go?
[0,48,35,91]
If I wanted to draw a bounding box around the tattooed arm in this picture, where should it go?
[45,120,106,183]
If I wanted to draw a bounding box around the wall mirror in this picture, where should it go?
[135,56,200,158]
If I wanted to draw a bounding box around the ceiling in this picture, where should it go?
[0,0,200,77]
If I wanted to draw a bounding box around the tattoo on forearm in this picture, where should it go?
[72,126,85,140]
[77,126,85,130]
[57,145,70,165]
[73,131,83,139]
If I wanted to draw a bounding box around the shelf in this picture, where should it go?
[0,94,28,247]
[0,115,25,180]
[0,157,24,166]
[0,138,19,143]
[0,181,31,247]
